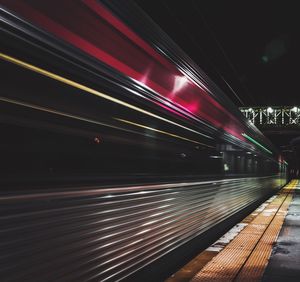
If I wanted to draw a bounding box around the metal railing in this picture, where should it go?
[240,106,300,127]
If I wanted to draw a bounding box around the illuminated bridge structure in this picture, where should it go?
[240,106,300,128]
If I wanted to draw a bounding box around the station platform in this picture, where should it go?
[166,179,300,282]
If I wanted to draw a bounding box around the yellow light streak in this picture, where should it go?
[115,118,213,147]
[0,53,211,140]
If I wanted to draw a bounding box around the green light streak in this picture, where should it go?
[242,133,273,155]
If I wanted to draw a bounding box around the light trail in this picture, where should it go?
[115,118,214,147]
[0,96,211,147]
[241,133,273,154]
[0,53,212,140]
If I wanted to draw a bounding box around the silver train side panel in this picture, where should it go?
[0,176,285,281]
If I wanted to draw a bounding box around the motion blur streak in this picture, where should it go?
[115,118,212,146]
[0,178,260,201]
[0,1,288,281]
[1,93,210,147]
[0,177,286,282]
[0,52,211,139]
[0,0,246,141]
[0,96,140,136]
[242,133,273,155]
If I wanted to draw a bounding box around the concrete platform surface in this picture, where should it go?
[263,195,300,282]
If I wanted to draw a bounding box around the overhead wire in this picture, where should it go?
[191,0,256,105]
[161,0,255,106]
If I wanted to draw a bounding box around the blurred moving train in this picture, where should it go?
[0,0,287,281]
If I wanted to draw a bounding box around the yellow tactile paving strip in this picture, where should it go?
[235,194,293,282]
[191,180,297,282]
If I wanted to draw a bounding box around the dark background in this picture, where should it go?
[135,0,299,107]
[135,0,300,172]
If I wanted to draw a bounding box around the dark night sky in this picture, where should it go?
[134,0,299,107]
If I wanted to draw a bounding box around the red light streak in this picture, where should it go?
[1,0,247,141]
